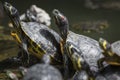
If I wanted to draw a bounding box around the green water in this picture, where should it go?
[0,0,120,60]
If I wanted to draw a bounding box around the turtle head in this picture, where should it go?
[99,38,115,56]
[53,9,69,42]
[4,2,17,17]
[4,2,20,28]
[53,9,68,27]
[66,42,85,70]
[99,38,111,51]
[99,38,113,56]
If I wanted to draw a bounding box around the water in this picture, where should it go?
[2,0,120,41]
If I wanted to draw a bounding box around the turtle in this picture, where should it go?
[98,38,120,69]
[23,54,63,80]
[2,2,63,67]
[66,43,120,80]
[72,70,91,80]
[95,65,120,80]
[73,65,120,80]
[4,54,62,80]
[66,42,96,80]
[52,9,108,79]
[23,63,63,80]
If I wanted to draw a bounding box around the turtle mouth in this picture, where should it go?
[52,9,66,26]
[4,2,18,17]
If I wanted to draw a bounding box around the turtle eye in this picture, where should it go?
[5,2,11,7]
[53,9,59,14]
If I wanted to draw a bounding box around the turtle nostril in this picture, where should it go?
[10,7,17,15]
[5,2,11,7]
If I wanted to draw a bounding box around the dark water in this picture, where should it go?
[0,0,120,59]
[2,0,120,41]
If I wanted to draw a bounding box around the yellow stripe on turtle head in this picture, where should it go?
[99,38,114,56]
[102,40,107,50]
[60,39,64,55]
[72,57,82,70]
[99,38,107,50]
[77,58,82,69]
[9,6,13,13]
[68,45,74,55]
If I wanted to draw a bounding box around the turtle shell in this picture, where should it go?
[23,64,63,80]
[20,21,62,61]
[111,40,120,56]
[66,31,107,73]
[96,65,120,80]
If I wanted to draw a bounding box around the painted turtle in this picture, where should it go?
[98,38,120,68]
[3,2,63,66]
[3,54,61,80]
[23,63,63,80]
[23,54,63,80]
[52,9,108,79]
[95,65,120,80]
[73,65,120,80]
